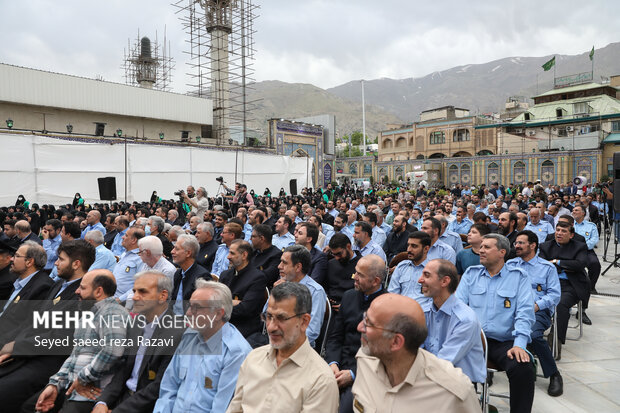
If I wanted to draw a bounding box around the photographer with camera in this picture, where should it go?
[181,186,210,220]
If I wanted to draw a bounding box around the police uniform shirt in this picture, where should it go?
[456,264,535,349]
[272,232,295,251]
[353,239,387,262]
[387,259,432,311]
[506,256,560,312]
[113,248,142,301]
[427,240,457,265]
[524,221,555,245]
[574,220,599,250]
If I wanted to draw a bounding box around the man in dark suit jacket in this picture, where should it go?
[383,215,410,264]
[170,234,212,315]
[325,234,361,307]
[103,214,118,250]
[250,224,282,289]
[325,254,386,413]
[94,272,184,413]
[15,220,42,246]
[219,240,267,338]
[0,241,53,348]
[539,221,589,346]
[0,240,17,302]
[0,239,95,412]
[195,222,219,273]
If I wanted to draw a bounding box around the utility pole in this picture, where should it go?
[361,79,366,156]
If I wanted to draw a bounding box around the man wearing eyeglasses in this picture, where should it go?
[0,241,53,348]
[509,230,563,397]
[352,293,480,413]
[227,282,339,413]
[155,280,251,413]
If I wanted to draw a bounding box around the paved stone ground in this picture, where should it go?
[489,242,620,413]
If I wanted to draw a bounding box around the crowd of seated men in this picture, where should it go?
[0,178,614,412]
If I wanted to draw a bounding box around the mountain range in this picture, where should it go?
[247,42,620,139]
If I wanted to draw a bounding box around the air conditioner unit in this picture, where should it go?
[515,128,523,134]
[552,128,557,132]
[528,130,536,136]
[566,126,574,132]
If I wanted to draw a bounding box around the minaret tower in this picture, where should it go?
[199,0,235,144]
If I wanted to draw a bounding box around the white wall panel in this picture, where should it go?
[0,134,311,205]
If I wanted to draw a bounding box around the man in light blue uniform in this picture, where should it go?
[272,216,295,251]
[456,233,535,413]
[81,210,106,239]
[41,219,62,271]
[352,222,387,262]
[154,280,251,413]
[438,216,463,255]
[419,258,485,384]
[375,210,392,236]
[113,227,144,301]
[421,217,456,264]
[447,207,473,238]
[273,245,326,347]
[111,216,129,257]
[509,230,563,396]
[524,207,554,245]
[388,231,432,311]
[84,230,117,272]
[363,212,387,248]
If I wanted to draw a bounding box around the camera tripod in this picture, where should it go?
[215,181,228,207]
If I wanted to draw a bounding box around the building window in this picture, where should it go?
[429,131,445,145]
[573,102,589,115]
[524,112,531,121]
[453,129,470,142]
[557,128,568,137]
[555,108,565,118]
[612,121,620,132]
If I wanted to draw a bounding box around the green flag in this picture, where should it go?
[542,56,555,71]
[589,46,594,61]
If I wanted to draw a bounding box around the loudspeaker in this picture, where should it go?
[289,179,298,196]
[614,152,620,213]
[97,177,117,201]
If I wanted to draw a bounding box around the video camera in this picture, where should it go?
[216,176,225,183]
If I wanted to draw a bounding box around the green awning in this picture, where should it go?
[602,133,620,143]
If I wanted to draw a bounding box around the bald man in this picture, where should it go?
[352,293,479,413]
[81,210,106,239]
[28,269,128,413]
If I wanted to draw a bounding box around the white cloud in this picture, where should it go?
[0,0,618,91]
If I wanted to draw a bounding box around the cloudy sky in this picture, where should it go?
[1,0,619,92]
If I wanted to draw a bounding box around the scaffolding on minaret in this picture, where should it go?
[173,0,260,146]
[122,28,175,92]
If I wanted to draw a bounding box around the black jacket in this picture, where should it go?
[104,229,118,250]
[309,247,328,286]
[20,232,42,246]
[97,308,184,413]
[251,245,282,289]
[157,233,174,260]
[219,265,267,338]
[171,263,212,314]
[0,271,53,347]
[324,287,386,373]
[0,265,17,302]
[383,229,410,264]
[196,240,219,273]
[325,251,361,303]
[539,239,590,301]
